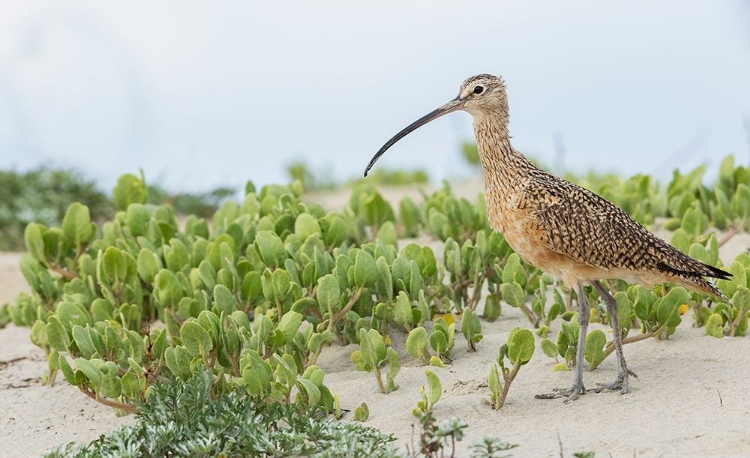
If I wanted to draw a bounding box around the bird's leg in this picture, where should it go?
[567,282,590,400]
[590,280,632,394]
[536,282,589,402]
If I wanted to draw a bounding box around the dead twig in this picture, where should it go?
[78,386,138,413]
[717,226,739,248]
[0,356,28,370]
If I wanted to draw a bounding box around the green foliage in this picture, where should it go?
[0,167,236,252]
[403,315,454,368]
[705,313,724,338]
[112,173,148,211]
[554,312,580,367]
[286,160,337,192]
[285,160,429,192]
[470,438,518,458]
[412,411,467,458]
[146,182,235,218]
[429,317,455,361]
[461,142,481,167]
[443,226,514,313]
[399,196,422,237]
[349,184,396,234]
[715,255,750,336]
[354,402,370,422]
[0,303,10,328]
[351,328,400,393]
[45,372,399,458]
[549,285,693,372]
[358,168,430,186]
[460,308,483,352]
[635,286,686,338]
[488,327,535,410]
[413,369,442,417]
[583,330,607,367]
[412,408,516,458]
[406,326,430,364]
[8,153,750,455]
[0,168,113,251]
[540,338,558,360]
[9,176,353,411]
[14,171,528,412]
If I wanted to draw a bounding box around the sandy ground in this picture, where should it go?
[2,183,750,457]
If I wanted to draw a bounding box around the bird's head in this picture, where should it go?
[456,74,508,116]
[364,74,508,176]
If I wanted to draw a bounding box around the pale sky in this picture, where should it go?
[0,1,749,192]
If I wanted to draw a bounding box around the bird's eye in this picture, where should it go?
[473,85,484,95]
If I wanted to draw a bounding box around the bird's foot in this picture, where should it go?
[590,369,636,395]
[535,383,586,402]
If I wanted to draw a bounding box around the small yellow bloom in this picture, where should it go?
[678,304,689,315]
[433,312,455,325]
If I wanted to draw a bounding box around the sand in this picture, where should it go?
[2,185,750,457]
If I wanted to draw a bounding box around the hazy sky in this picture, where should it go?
[1,1,749,192]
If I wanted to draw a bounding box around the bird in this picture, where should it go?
[364,74,730,401]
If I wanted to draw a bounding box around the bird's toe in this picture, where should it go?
[592,373,630,394]
[535,384,586,401]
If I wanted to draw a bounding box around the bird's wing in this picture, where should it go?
[526,175,718,278]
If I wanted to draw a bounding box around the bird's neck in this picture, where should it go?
[473,112,540,230]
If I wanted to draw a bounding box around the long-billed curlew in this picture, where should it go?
[364,74,730,401]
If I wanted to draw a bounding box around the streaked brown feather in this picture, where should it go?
[471,76,729,299]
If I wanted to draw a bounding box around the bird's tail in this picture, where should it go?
[657,261,731,300]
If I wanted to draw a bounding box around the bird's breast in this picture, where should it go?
[485,183,591,287]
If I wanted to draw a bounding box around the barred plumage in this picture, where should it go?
[365,73,730,402]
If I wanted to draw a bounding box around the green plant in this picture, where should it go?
[470,438,518,458]
[0,167,239,252]
[45,371,399,458]
[145,181,235,218]
[410,411,467,458]
[0,303,10,328]
[539,337,566,369]
[488,327,535,409]
[7,152,750,457]
[413,369,442,416]
[460,307,483,352]
[499,254,558,327]
[714,253,750,337]
[461,141,481,167]
[405,316,456,368]
[351,328,400,393]
[354,402,370,421]
[354,168,430,186]
[552,312,580,368]
[9,174,355,413]
[544,284,691,373]
[0,167,113,251]
[409,410,517,458]
[405,327,438,367]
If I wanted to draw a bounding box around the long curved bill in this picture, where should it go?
[364,97,464,177]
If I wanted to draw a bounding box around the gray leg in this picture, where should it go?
[536,281,588,401]
[567,282,590,401]
[591,280,632,394]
